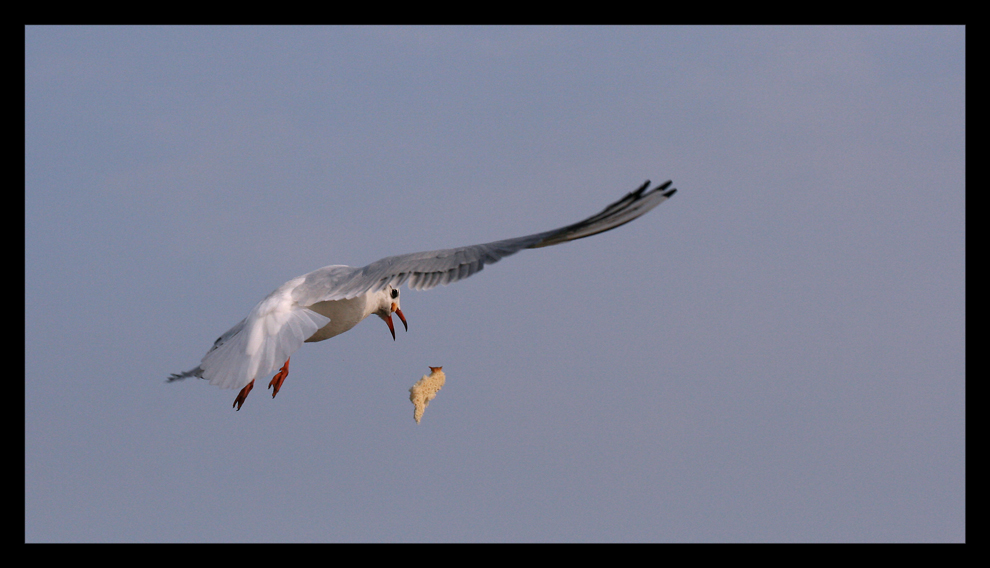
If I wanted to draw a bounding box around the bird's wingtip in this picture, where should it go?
[166,366,204,383]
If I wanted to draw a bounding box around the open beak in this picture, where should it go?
[385,302,408,341]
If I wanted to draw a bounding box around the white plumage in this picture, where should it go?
[169,179,677,409]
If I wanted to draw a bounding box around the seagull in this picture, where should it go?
[169,179,677,409]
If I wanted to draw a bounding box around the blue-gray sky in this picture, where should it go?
[25,26,964,542]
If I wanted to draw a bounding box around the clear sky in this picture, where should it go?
[25,26,965,542]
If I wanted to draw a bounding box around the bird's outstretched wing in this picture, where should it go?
[169,179,676,391]
[292,180,677,305]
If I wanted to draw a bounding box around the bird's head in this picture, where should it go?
[375,285,407,341]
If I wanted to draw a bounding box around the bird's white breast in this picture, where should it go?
[303,294,376,342]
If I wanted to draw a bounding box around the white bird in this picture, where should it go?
[169,179,677,410]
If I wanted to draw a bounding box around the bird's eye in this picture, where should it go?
[391,289,399,299]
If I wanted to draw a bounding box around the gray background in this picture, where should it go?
[25,26,965,542]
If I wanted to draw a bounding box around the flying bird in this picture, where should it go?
[169,179,677,409]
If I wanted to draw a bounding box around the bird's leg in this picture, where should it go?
[233,379,254,411]
[268,358,290,398]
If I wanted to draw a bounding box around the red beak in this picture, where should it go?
[385,303,408,341]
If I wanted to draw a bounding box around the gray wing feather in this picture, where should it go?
[294,180,676,304]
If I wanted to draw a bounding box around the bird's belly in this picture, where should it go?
[303,297,369,342]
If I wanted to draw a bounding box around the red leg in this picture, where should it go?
[233,379,254,411]
[268,358,290,398]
